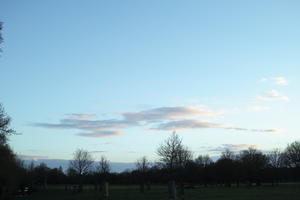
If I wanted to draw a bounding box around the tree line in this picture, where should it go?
[1,102,300,199]
[13,133,300,188]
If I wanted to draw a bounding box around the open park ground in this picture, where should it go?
[17,183,300,200]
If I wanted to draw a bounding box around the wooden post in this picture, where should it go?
[168,181,176,200]
[103,182,109,199]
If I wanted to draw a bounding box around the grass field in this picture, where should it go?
[17,183,300,200]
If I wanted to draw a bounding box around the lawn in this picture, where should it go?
[17,183,300,200]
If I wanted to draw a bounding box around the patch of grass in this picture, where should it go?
[17,183,300,200]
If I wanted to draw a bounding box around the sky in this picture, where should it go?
[1,0,300,164]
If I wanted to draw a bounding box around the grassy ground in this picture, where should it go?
[17,183,300,200]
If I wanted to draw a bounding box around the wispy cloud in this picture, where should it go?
[77,131,124,138]
[226,127,280,133]
[33,118,136,130]
[207,144,261,153]
[260,77,288,86]
[18,154,49,161]
[89,150,108,154]
[248,105,270,112]
[32,106,278,137]
[32,115,135,137]
[151,119,224,131]
[257,90,289,101]
[66,113,96,120]
[121,106,220,123]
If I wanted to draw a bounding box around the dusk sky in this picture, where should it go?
[1,0,300,163]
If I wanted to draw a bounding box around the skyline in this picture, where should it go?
[1,0,300,163]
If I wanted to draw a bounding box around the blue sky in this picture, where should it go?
[1,0,300,163]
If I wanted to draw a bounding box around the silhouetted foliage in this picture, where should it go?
[157,132,192,177]
[284,141,300,168]
[0,104,16,145]
[136,156,150,192]
[69,149,94,176]
[1,100,300,194]
[0,104,25,199]
[69,149,93,192]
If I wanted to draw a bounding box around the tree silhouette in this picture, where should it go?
[0,104,24,199]
[238,148,268,186]
[285,141,300,168]
[157,132,192,173]
[157,132,192,199]
[96,155,110,190]
[136,156,150,193]
[0,104,16,145]
[69,149,93,191]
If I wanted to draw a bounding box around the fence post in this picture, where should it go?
[168,181,176,200]
[103,182,109,199]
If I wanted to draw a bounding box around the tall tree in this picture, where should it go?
[216,149,236,187]
[69,149,93,176]
[285,141,300,168]
[267,148,284,168]
[157,132,192,199]
[157,132,192,172]
[0,104,16,145]
[195,154,212,167]
[0,104,23,199]
[69,149,93,192]
[238,148,268,186]
[136,156,150,193]
[96,155,110,186]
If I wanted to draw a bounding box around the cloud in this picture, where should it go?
[66,113,96,120]
[32,115,136,137]
[260,77,288,86]
[150,119,278,134]
[248,106,269,112]
[18,154,49,161]
[208,144,261,152]
[121,106,220,122]
[89,150,108,154]
[151,119,224,131]
[32,106,279,137]
[77,130,124,138]
[273,77,288,86]
[257,90,289,101]
[34,118,136,130]
[226,127,280,133]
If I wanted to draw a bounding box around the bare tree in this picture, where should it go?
[267,148,284,168]
[69,149,93,176]
[136,156,149,174]
[136,156,150,193]
[195,154,212,167]
[221,148,235,160]
[238,148,268,186]
[157,132,191,171]
[267,148,285,186]
[97,156,110,180]
[69,149,93,192]
[284,141,300,168]
[157,132,192,199]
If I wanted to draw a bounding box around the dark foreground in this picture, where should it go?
[17,183,300,200]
